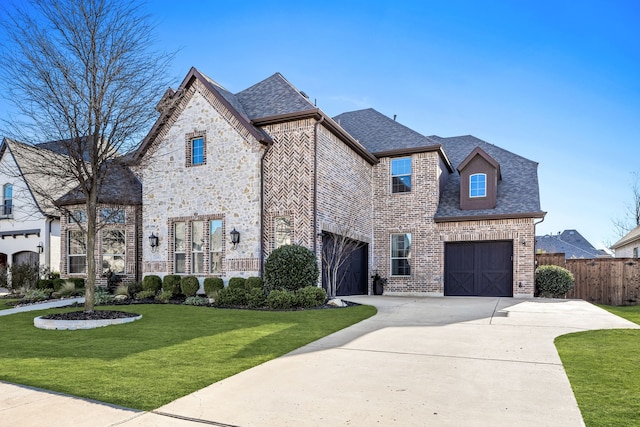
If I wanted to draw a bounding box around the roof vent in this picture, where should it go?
[300,91,309,99]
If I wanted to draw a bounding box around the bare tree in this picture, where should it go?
[321,220,367,298]
[612,172,640,239]
[0,0,172,312]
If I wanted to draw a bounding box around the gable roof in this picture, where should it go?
[332,108,452,169]
[432,135,545,221]
[536,230,610,259]
[457,146,501,180]
[611,225,640,250]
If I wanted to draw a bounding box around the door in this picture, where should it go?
[322,234,368,296]
[445,241,513,297]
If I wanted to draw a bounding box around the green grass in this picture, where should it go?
[0,298,20,310]
[0,304,375,410]
[555,305,640,427]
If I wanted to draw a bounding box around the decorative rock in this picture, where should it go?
[327,298,346,307]
[114,294,129,302]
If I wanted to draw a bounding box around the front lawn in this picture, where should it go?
[555,304,640,427]
[0,304,376,410]
[0,298,19,310]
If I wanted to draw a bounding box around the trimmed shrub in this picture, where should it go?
[246,288,267,308]
[266,289,297,310]
[126,280,143,296]
[180,276,200,297]
[156,289,173,303]
[36,279,54,290]
[203,277,224,297]
[295,286,327,308]
[216,287,248,306]
[228,277,247,290]
[142,275,162,293]
[163,275,182,296]
[535,265,575,297]
[135,289,156,300]
[184,296,209,306]
[246,276,263,290]
[264,245,319,293]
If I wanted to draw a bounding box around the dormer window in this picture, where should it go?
[391,157,412,193]
[469,174,487,198]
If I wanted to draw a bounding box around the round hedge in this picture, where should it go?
[264,244,319,293]
[142,275,162,293]
[535,265,575,297]
[162,275,182,296]
[180,276,200,297]
[203,277,224,297]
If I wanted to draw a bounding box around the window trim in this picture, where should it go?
[390,233,411,276]
[170,216,224,275]
[469,173,487,198]
[391,157,412,194]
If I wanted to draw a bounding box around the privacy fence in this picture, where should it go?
[536,253,640,306]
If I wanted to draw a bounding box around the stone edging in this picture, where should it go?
[34,314,142,330]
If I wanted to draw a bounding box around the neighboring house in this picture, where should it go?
[132,67,545,297]
[535,229,610,259]
[0,138,72,273]
[610,225,640,258]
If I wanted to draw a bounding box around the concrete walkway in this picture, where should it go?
[0,296,637,426]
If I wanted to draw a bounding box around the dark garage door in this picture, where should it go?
[445,241,513,297]
[322,234,368,296]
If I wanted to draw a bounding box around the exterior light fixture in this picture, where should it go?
[230,228,240,249]
[149,233,159,250]
[37,242,44,254]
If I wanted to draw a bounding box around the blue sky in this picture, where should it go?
[4,1,640,250]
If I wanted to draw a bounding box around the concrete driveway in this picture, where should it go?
[1,296,637,426]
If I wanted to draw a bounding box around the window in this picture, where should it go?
[191,137,205,165]
[470,173,487,198]
[634,247,639,258]
[2,184,12,216]
[210,220,223,274]
[391,233,411,276]
[274,216,291,248]
[68,230,87,274]
[102,230,125,274]
[69,210,87,224]
[391,158,412,193]
[101,208,125,224]
[192,221,204,274]
[174,222,186,273]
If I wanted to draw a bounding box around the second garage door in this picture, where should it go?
[444,241,513,297]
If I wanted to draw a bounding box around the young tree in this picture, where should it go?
[0,0,172,312]
[321,221,366,298]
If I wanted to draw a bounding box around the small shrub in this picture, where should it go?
[180,276,200,297]
[9,262,40,291]
[156,289,173,303]
[246,288,267,308]
[135,289,157,300]
[68,277,85,288]
[114,284,130,296]
[216,287,248,306]
[0,266,7,289]
[52,278,65,291]
[295,286,327,308]
[142,275,162,293]
[58,281,77,297]
[36,279,54,290]
[228,277,247,290]
[535,265,575,297]
[246,276,263,290]
[125,280,143,296]
[266,289,297,310]
[184,296,209,306]
[22,288,52,302]
[203,277,224,297]
[264,245,319,293]
[163,275,182,296]
[94,287,114,305]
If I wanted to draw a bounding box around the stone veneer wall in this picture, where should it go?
[372,152,444,294]
[141,83,264,281]
[436,218,536,297]
[60,204,140,287]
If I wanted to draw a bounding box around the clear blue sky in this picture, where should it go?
[5,1,640,250]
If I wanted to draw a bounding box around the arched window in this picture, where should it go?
[469,174,487,198]
[2,184,12,216]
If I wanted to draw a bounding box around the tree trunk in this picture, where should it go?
[84,189,98,313]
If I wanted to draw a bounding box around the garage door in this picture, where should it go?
[444,241,513,297]
[322,234,368,296]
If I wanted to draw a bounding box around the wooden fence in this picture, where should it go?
[536,253,640,305]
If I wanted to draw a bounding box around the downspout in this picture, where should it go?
[313,116,325,256]
[533,215,546,268]
[259,140,273,276]
[45,216,53,270]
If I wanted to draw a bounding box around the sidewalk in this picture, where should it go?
[0,297,84,316]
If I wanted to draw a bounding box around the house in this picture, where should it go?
[535,229,610,259]
[0,138,73,273]
[610,225,640,258]
[131,67,545,297]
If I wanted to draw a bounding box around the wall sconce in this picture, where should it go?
[230,228,240,250]
[36,242,44,254]
[149,233,159,251]
[521,239,527,247]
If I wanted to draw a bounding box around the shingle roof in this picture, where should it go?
[431,135,544,220]
[332,108,440,154]
[535,230,609,259]
[235,73,316,120]
[611,225,640,249]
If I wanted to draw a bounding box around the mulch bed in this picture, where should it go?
[41,310,140,320]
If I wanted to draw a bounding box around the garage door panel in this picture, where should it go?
[445,271,475,296]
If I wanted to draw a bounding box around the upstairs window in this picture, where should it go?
[191,137,205,165]
[2,184,12,216]
[470,173,487,198]
[391,158,412,193]
[101,208,125,223]
[69,210,87,224]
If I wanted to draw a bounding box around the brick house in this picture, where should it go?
[131,67,545,297]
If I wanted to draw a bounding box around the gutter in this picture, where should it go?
[434,211,547,223]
